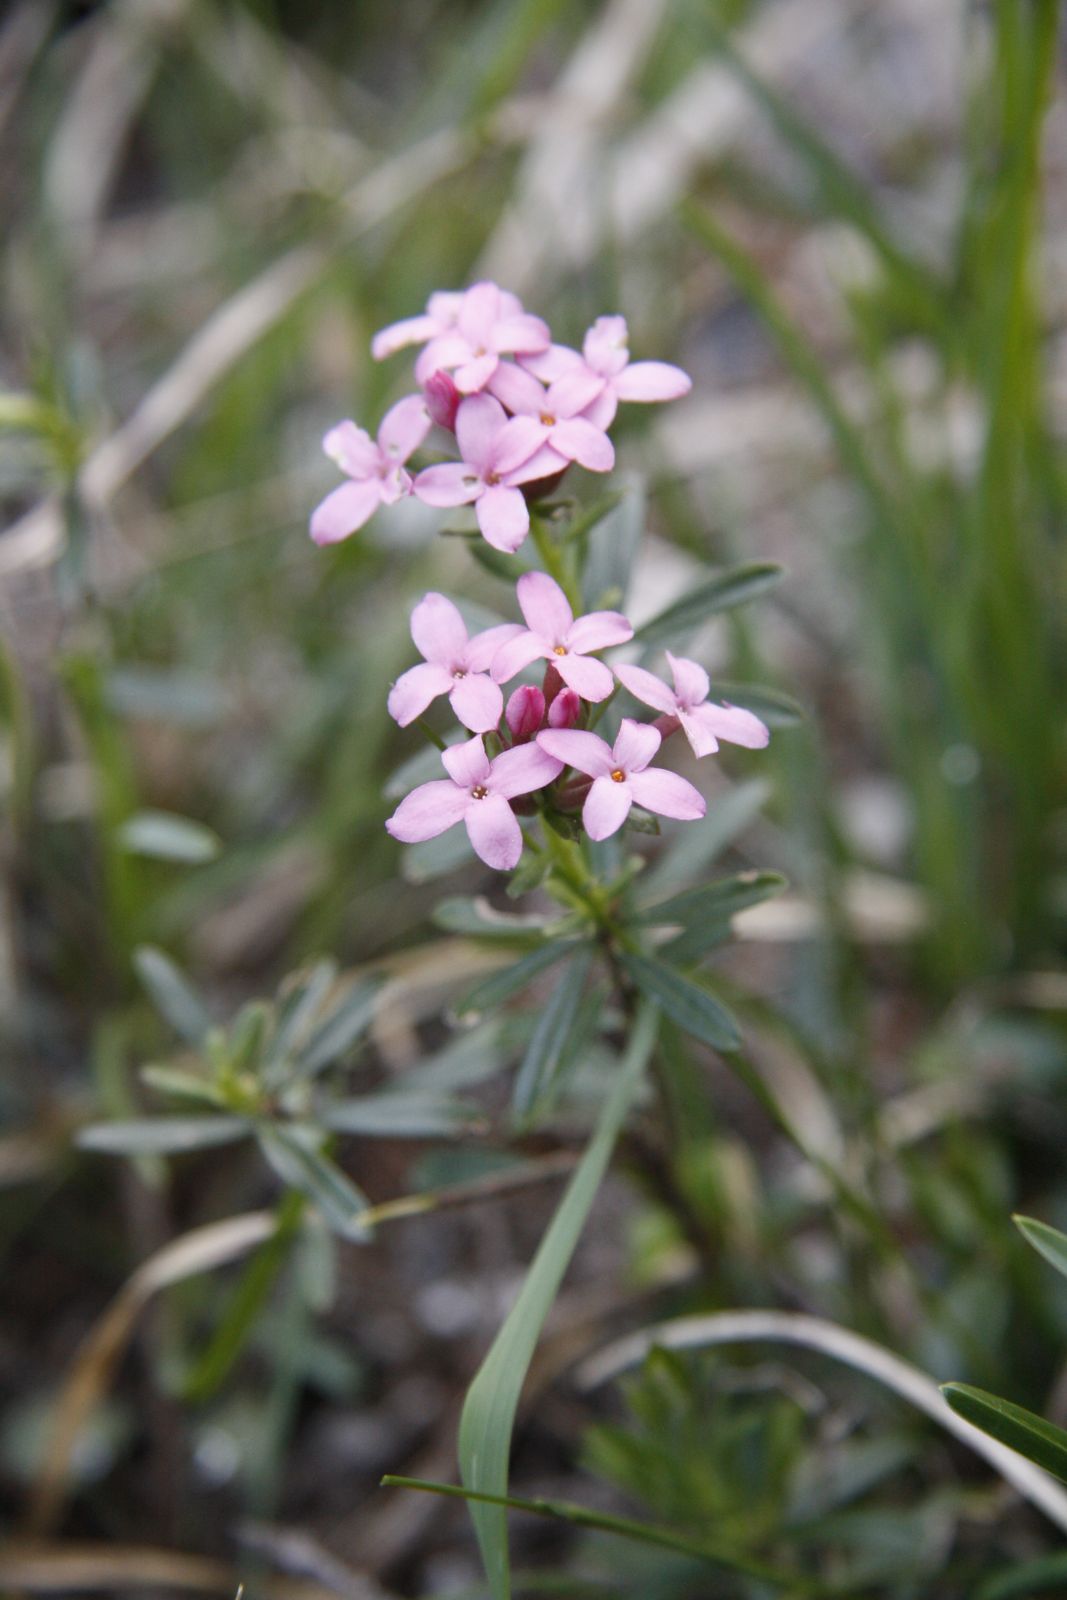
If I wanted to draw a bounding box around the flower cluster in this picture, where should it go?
[310,281,770,872]
[310,280,691,553]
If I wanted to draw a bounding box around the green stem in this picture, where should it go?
[529,512,580,611]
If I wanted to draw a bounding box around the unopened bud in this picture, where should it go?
[547,688,581,729]
[506,685,545,740]
[424,369,460,431]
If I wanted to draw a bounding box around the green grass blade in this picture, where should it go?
[941,1384,1067,1484]
[458,1003,658,1599]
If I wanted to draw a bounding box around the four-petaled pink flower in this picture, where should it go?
[488,363,614,473]
[537,720,705,841]
[310,397,430,546]
[412,282,550,395]
[371,290,464,362]
[524,314,691,430]
[615,653,769,758]
[491,572,633,703]
[413,396,564,553]
[386,735,563,870]
[387,593,522,734]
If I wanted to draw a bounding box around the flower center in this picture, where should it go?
[471,784,489,800]
[453,668,467,680]
[485,470,500,486]
[539,411,555,426]
[610,768,626,783]
[553,644,567,656]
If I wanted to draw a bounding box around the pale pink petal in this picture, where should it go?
[371,314,441,361]
[458,281,501,345]
[547,369,606,419]
[455,394,509,471]
[614,663,677,714]
[386,661,454,726]
[689,700,770,750]
[666,652,710,706]
[549,417,614,473]
[454,354,500,395]
[553,651,614,702]
[465,622,525,673]
[413,463,483,508]
[490,630,548,684]
[520,343,583,383]
[442,735,492,788]
[424,370,460,430]
[677,707,719,758]
[582,315,630,378]
[309,480,382,545]
[613,718,662,774]
[565,609,633,654]
[487,363,547,416]
[477,485,530,552]
[536,729,614,778]
[386,779,469,843]
[323,421,378,478]
[517,570,572,641]
[465,792,523,870]
[583,388,617,430]
[377,394,431,462]
[502,443,568,487]
[377,465,412,505]
[449,672,503,733]
[410,592,469,665]
[492,313,550,354]
[488,414,549,476]
[506,685,545,739]
[547,687,581,728]
[415,333,473,384]
[583,776,633,840]
[614,360,691,403]
[627,767,706,822]
[488,741,563,799]
[427,290,464,323]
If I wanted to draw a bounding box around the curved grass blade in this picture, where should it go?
[942,1384,1067,1485]
[458,1003,658,1599]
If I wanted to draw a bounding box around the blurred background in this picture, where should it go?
[2,1,1067,1595]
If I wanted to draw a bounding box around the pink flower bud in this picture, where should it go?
[547,688,581,729]
[506,684,545,740]
[423,369,460,431]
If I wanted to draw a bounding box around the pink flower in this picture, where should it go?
[309,397,431,546]
[386,735,563,871]
[387,593,522,734]
[488,363,614,473]
[615,653,769,758]
[523,314,690,429]
[424,370,460,431]
[547,687,582,728]
[537,720,705,841]
[491,572,633,703]
[371,291,464,362]
[505,685,545,740]
[412,282,550,394]
[413,395,564,553]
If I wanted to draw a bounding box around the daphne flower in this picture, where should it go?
[386,736,563,870]
[505,685,546,740]
[491,572,632,703]
[309,397,431,546]
[371,290,465,362]
[413,282,550,394]
[537,720,705,841]
[523,314,690,429]
[423,369,460,431]
[488,363,614,473]
[615,653,769,757]
[387,593,522,734]
[413,395,564,553]
[547,687,582,728]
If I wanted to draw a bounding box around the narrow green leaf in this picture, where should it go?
[257,1126,370,1241]
[636,870,787,927]
[580,478,644,612]
[434,896,551,944]
[977,1550,1067,1600]
[296,978,380,1077]
[262,960,336,1076]
[116,809,221,864]
[643,779,770,898]
[133,946,212,1045]
[707,682,804,728]
[512,947,594,1119]
[619,952,740,1053]
[455,941,579,1020]
[321,1092,482,1138]
[459,1003,658,1599]
[140,1064,228,1109]
[633,563,782,646]
[1014,1215,1067,1283]
[78,1116,249,1155]
[941,1384,1067,1484]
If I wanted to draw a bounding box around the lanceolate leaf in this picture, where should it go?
[433,896,552,944]
[296,978,380,1077]
[134,946,212,1046]
[1015,1215,1067,1284]
[942,1384,1067,1485]
[78,1116,249,1155]
[643,779,771,899]
[634,563,782,646]
[257,1127,370,1241]
[458,1003,658,1600]
[620,952,741,1053]
[321,1092,482,1137]
[116,809,221,864]
[635,870,787,927]
[708,681,805,728]
[455,941,580,1020]
[512,946,594,1119]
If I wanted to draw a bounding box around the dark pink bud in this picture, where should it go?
[547,688,581,729]
[424,369,460,431]
[506,685,546,740]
